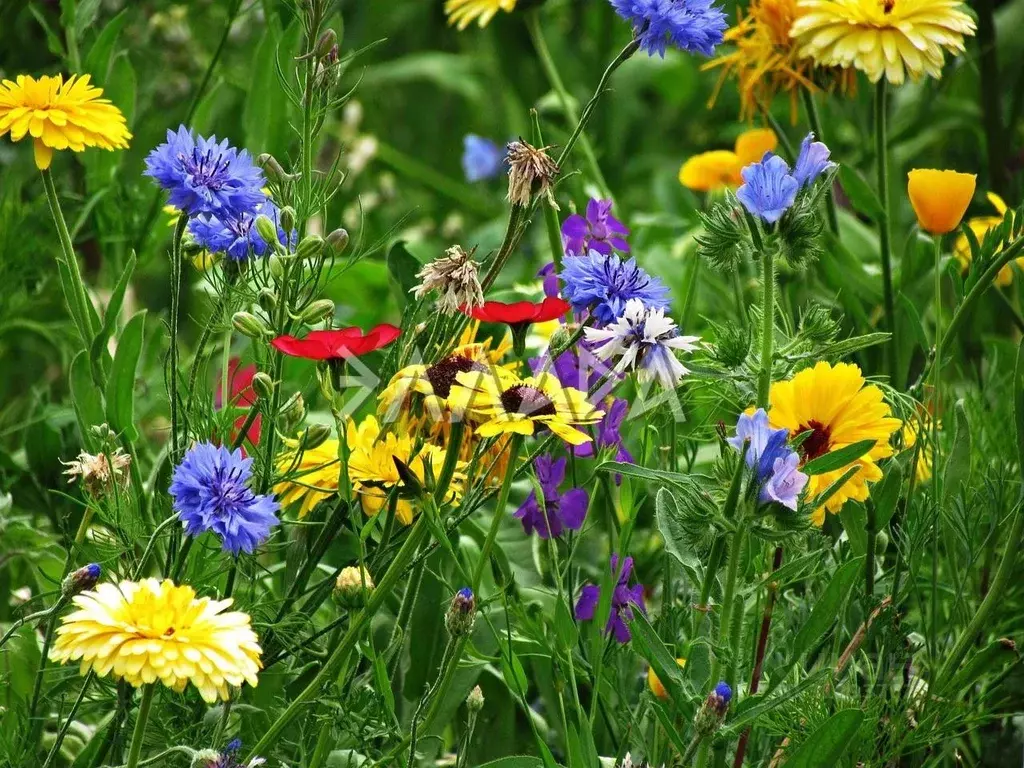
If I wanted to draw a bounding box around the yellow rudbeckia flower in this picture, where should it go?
[953,193,1023,286]
[445,0,517,30]
[679,129,778,192]
[907,169,976,235]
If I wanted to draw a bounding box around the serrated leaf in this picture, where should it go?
[105,310,145,442]
[802,439,876,475]
[656,488,700,569]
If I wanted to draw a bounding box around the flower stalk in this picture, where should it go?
[874,80,897,378]
[124,684,156,768]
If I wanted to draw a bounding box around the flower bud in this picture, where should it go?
[257,153,289,185]
[301,423,332,450]
[269,253,287,280]
[466,685,485,713]
[62,563,101,598]
[296,234,325,261]
[279,392,306,431]
[326,228,349,256]
[314,29,338,59]
[333,565,373,609]
[301,299,335,324]
[875,530,889,555]
[445,587,477,637]
[190,749,221,768]
[90,423,112,441]
[548,323,578,354]
[694,681,732,736]
[258,288,278,312]
[232,311,270,339]
[254,215,279,248]
[251,372,274,400]
[279,206,296,236]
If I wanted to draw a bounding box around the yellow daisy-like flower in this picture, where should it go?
[49,579,261,703]
[768,361,902,525]
[899,414,932,484]
[445,0,517,29]
[0,74,131,170]
[274,437,341,518]
[790,0,976,86]
[953,193,1023,286]
[704,0,856,121]
[679,129,778,192]
[448,370,603,446]
[907,168,976,235]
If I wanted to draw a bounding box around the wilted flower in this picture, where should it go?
[563,198,630,256]
[412,245,484,314]
[575,554,645,643]
[63,448,132,496]
[561,251,671,326]
[736,153,799,224]
[609,0,727,57]
[462,135,505,181]
[505,140,559,208]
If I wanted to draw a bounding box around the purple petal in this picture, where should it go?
[558,488,589,530]
[575,584,600,621]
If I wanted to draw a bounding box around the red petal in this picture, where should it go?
[271,334,336,360]
[274,325,400,360]
[533,297,572,322]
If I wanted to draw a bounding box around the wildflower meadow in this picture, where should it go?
[3,0,1024,765]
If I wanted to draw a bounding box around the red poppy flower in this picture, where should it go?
[216,358,262,449]
[463,297,570,328]
[271,324,401,360]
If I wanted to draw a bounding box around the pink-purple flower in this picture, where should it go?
[563,199,630,257]
[514,455,589,539]
[728,409,807,510]
[575,553,646,643]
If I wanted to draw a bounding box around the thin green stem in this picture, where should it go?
[472,435,524,590]
[169,214,188,462]
[124,684,155,768]
[757,248,775,408]
[929,234,943,664]
[874,80,898,379]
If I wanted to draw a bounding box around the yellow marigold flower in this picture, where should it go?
[448,370,603,446]
[768,361,902,525]
[648,658,687,700]
[445,0,517,30]
[49,579,261,703]
[907,169,976,235]
[274,437,340,518]
[679,129,778,192]
[953,193,1022,286]
[790,0,976,86]
[900,415,932,485]
[0,73,131,170]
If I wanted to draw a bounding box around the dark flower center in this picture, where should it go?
[882,0,895,13]
[501,384,557,418]
[604,258,650,300]
[426,355,486,398]
[798,420,832,461]
[182,147,230,189]
[211,467,250,516]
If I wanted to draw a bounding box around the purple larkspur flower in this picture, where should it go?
[563,198,630,257]
[576,397,634,463]
[561,251,671,326]
[144,125,266,218]
[575,554,646,643]
[462,134,505,182]
[609,0,727,58]
[515,455,589,539]
[189,199,293,261]
[736,153,799,224]
[728,408,807,510]
[792,132,835,188]
[170,442,280,555]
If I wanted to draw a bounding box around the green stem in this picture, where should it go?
[169,214,188,462]
[865,501,876,602]
[693,537,725,639]
[41,672,95,768]
[124,684,155,768]
[874,80,897,379]
[800,87,839,235]
[757,248,775,408]
[975,0,1007,197]
[309,721,333,768]
[472,435,524,590]
[929,234,943,664]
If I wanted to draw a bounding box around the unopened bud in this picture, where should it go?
[466,685,485,713]
[326,228,349,256]
[548,322,578,354]
[258,288,278,312]
[301,423,332,450]
[251,372,274,400]
[269,253,286,280]
[279,392,306,431]
[392,457,424,499]
[301,299,335,324]
[232,312,270,339]
[62,563,101,598]
[254,215,279,248]
[445,587,477,637]
[279,206,296,235]
[333,565,373,609]
[257,153,289,186]
[314,29,338,59]
[296,234,325,261]
[90,423,112,441]
[694,681,732,736]
[875,530,889,556]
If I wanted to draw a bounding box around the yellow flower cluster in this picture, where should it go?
[679,128,778,192]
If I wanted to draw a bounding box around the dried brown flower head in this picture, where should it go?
[411,245,484,314]
[505,140,559,208]
[63,448,132,496]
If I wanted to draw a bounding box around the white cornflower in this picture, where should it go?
[585,299,700,388]
[411,245,484,314]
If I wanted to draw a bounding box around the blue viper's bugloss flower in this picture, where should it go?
[189,200,292,261]
[728,408,807,510]
[170,442,280,555]
[462,134,505,182]
[793,132,835,188]
[145,125,266,218]
[736,152,800,224]
[610,0,727,57]
[515,455,589,539]
[575,554,646,643]
[561,251,671,326]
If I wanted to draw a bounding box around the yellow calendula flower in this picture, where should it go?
[790,0,976,86]
[679,129,778,192]
[768,361,902,525]
[274,437,341,518]
[0,74,131,169]
[648,658,687,701]
[445,0,517,29]
[907,169,976,235]
[49,579,261,703]
[900,415,933,485]
[953,193,1023,286]
[448,370,603,446]
[704,0,855,121]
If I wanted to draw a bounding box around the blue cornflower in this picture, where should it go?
[610,0,727,58]
[189,200,292,261]
[728,409,807,511]
[170,442,280,555]
[792,132,835,188]
[144,125,266,218]
[462,134,505,182]
[736,153,799,224]
[561,250,671,326]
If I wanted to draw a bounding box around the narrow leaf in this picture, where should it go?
[803,439,876,475]
[105,310,146,442]
[781,709,864,768]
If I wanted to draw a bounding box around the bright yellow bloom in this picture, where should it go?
[274,437,341,518]
[648,658,687,701]
[448,370,603,446]
[679,129,778,192]
[49,579,261,703]
[0,74,131,170]
[907,169,976,235]
[953,193,1022,286]
[900,414,932,485]
[768,361,902,525]
[445,0,517,29]
[705,0,855,121]
[790,0,975,86]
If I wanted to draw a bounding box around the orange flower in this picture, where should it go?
[907,169,976,235]
[647,658,687,700]
[679,129,778,192]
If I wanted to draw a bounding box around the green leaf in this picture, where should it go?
[802,439,877,475]
[781,709,864,768]
[787,557,864,666]
[84,9,129,79]
[474,758,547,768]
[838,504,867,556]
[553,599,578,650]
[944,639,1019,694]
[942,400,972,498]
[1016,339,1024,483]
[73,0,102,39]
[806,465,859,513]
[629,611,688,710]
[872,463,904,530]
[499,643,528,695]
[386,240,422,306]
[656,487,699,569]
[105,310,146,442]
[70,351,105,450]
[90,251,136,374]
[838,166,883,221]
